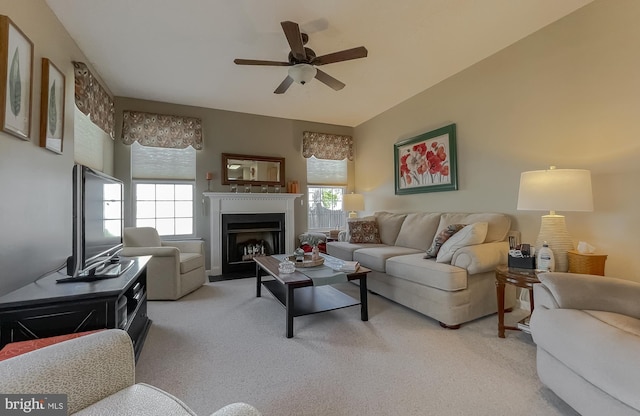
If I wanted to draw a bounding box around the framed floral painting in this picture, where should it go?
[394,124,458,195]
[0,15,34,140]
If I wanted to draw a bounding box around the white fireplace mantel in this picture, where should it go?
[204,192,303,276]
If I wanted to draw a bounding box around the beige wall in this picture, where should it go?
[0,0,110,294]
[354,0,640,281]
[114,97,354,270]
[2,0,638,296]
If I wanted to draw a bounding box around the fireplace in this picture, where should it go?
[222,213,285,274]
[204,192,302,277]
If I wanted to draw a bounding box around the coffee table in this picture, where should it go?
[254,255,370,338]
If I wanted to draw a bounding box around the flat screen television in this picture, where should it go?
[59,164,132,282]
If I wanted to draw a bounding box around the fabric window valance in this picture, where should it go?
[73,61,115,138]
[121,110,203,150]
[302,131,353,161]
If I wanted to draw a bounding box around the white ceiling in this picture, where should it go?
[45,0,593,127]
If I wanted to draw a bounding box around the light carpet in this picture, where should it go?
[135,279,578,416]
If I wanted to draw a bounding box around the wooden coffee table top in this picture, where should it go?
[254,255,370,287]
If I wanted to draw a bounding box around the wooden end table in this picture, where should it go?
[495,265,541,338]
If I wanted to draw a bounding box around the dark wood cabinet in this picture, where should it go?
[0,256,152,360]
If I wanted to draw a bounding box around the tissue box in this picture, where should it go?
[508,255,536,269]
[567,250,607,276]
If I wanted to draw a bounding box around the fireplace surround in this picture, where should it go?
[204,192,302,276]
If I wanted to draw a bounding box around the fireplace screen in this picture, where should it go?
[222,213,285,274]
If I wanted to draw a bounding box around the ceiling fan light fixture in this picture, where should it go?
[288,64,317,85]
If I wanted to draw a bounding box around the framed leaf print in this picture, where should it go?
[394,123,458,195]
[0,15,34,140]
[39,58,65,153]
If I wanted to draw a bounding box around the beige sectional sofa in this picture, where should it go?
[327,211,515,328]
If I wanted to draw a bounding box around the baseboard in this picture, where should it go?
[209,271,255,282]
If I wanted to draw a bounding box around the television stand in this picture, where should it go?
[0,256,151,361]
[56,259,135,283]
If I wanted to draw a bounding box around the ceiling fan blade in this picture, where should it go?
[314,69,345,91]
[274,76,294,94]
[313,46,368,66]
[234,59,291,66]
[281,21,307,62]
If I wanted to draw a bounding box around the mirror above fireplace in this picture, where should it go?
[222,153,285,186]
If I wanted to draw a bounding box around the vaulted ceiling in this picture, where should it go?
[46,0,593,127]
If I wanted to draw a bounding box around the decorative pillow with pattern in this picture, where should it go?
[348,219,382,244]
[424,224,466,258]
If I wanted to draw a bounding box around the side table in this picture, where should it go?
[495,265,541,338]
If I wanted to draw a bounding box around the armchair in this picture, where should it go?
[530,272,640,416]
[122,227,206,300]
[0,329,260,416]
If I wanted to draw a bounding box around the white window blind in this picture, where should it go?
[131,141,196,180]
[306,156,347,185]
[74,107,114,174]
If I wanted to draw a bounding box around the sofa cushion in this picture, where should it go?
[586,310,640,337]
[374,211,407,245]
[436,213,510,243]
[348,218,382,244]
[436,222,488,264]
[74,383,196,416]
[425,224,465,258]
[394,212,441,250]
[326,241,387,261]
[385,253,468,291]
[353,246,423,272]
[179,253,204,274]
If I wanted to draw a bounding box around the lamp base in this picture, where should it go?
[535,215,574,272]
[348,211,358,219]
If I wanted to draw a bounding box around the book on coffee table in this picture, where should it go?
[339,261,360,272]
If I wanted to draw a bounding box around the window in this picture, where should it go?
[133,182,194,236]
[131,142,196,237]
[307,186,346,230]
[306,156,347,231]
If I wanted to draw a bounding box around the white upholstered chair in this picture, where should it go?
[0,329,261,416]
[121,227,206,300]
[530,273,640,415]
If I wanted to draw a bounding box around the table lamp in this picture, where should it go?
[516,166,593,272]
[343,193,364,219]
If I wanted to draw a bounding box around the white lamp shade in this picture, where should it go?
[343,193,364,212]
[517,168,593,212]
[288,64,317,84]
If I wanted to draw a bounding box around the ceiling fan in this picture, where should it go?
[234,21,368,94]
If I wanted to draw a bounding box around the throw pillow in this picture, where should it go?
[424,224,466,259]
[436,222,489,264]
[348,219,381,244]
